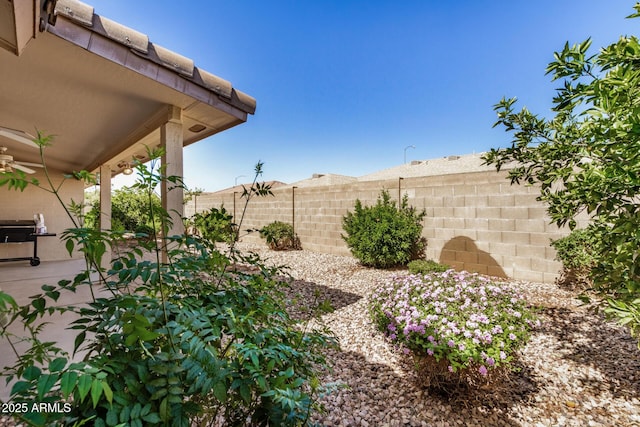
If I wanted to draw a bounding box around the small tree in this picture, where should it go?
[0,138,336,426]
[85,187,162,235]
[483,5,640,342]
[342,189,426,268]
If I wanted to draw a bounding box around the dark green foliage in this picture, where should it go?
[0,141,336,426]
[259,221,301,251]
[3,246,335,426]
[192,205,235,243]
[551,228,599,289]
[85,187,163,236]
[342,189,426,268]
[407,259,449,275]
[482,6,640,341]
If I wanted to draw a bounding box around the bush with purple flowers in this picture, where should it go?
[369,270,539,389]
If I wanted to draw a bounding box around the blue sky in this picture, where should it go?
[92,1,638,191]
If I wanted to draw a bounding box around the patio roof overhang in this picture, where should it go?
[0,0,256,178]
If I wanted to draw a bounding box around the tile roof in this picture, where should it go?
[206,153,512,192]
[53,0,256,114]
[209,181,288,195]
[288,173,358,188]
[357,153,504,181]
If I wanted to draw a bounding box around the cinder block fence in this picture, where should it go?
[186,169,582,284]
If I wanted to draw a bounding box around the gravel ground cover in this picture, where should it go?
[2,244,639,427]
[241,244,640,427]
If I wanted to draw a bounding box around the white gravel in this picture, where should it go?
[3,243,639,427]
[241,243,640,427]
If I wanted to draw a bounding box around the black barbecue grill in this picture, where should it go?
[0,220,56,266]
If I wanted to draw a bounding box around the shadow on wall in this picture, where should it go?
[439,236,506,278]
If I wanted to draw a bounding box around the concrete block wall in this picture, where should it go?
[404,171,574,283]
[189,170,583,283]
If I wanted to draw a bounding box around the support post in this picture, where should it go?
[292,186,297,234]
[161,106,184,260]
[99,164,112,267]
[233,192,237,222]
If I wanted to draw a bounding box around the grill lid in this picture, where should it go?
[0,220,36,227]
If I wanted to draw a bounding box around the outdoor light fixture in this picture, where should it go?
[188,124,206,133]
[118,161,134,175]
[0,126,38,148]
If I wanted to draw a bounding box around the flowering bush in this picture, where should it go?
[369,270,539,388]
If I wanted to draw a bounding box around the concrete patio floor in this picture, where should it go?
[0,258,101,402]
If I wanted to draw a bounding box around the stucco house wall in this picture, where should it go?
[0,169,83,262]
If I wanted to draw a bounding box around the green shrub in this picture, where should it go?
[192,205,235,243]
[84,187,162,235]
[369,270,539,390]
[342,189,426,268]
[0,142,335,426]
[407,259,449,275]
[550,228,599,289]
[259,221,301,250]
[0,288,11,327]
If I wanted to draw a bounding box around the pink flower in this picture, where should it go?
[478,365,488,376]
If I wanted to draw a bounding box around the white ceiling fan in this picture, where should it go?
[0,126,38,148]
[0,146,43,174]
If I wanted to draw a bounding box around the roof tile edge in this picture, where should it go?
[94,15,149,54]
[55,0,94,27]
[53,0,256,114]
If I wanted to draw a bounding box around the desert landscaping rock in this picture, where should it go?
[2,244,639,426]
[243,243,640,427]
